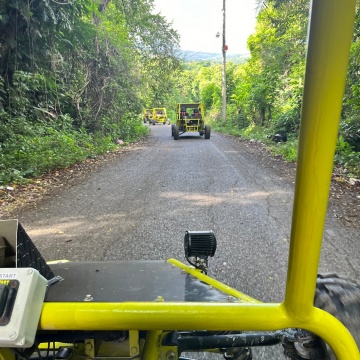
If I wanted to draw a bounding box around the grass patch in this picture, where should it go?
[211,122,299,162]
[0,119,149,186]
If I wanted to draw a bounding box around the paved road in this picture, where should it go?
[18,124,359,359]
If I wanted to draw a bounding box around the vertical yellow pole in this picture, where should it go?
[141,330,162,360]
[0,350,15,360]
[285,0,356,317]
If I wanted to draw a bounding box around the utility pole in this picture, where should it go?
[221,0,227,124]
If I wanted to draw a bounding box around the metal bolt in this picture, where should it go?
[9,331,17,339]
[166,351,176,360]
[26,268,33,275]
[84,294,93,302]
[131,346,138,354]
[85,342,93,350]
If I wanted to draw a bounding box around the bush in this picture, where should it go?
[269,140,298,162]
[271,107,300,136]
[0,114,148,185]
[226,103,250,129]
[334,135,360,176]
[339,116,360,151]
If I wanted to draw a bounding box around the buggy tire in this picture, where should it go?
[283,273,360,360]
[171,124,175,137]
[315,273,360,360]
[205,125,210,139]
[174,125,179,140]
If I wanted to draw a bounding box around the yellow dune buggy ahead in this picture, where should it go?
[172,102,210,140]
[143,109,153,123]
[151,108,167,125]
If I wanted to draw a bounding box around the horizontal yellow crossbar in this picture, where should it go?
[39,301,358,359]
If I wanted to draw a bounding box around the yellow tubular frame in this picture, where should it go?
[285,0,356,314]
[37,1,360,359]
[152,108,167,123]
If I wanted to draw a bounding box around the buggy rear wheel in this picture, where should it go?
[173,125,179,140]
[171,124,175,137]
[205,125,211,139]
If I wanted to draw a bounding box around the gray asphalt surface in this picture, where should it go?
[17,124,359,359]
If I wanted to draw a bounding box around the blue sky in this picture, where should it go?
[153,0,257,55]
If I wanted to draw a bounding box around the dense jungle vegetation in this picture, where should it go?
[0,0,359,186]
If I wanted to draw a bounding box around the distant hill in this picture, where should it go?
[178,50,249,64]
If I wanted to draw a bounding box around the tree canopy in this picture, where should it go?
[175,0,359,174]
[1,0,359,185]
[0,0,180,184]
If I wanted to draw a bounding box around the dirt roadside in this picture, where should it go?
[0,138,151,218]
[1,135,359,229]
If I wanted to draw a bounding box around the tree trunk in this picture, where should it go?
[260,107,265,126]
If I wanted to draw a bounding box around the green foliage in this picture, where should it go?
[339,116,360,152]
[269,140,298,162]
[171,0,359,176]
[271,106,300,135]
[237,125,267,141]
[0,0,179,185]
[201,83,221,110]
[0,126,89,185]
[226,103,250,130]
[334,135,360,176]
[0,114,148,185]
[2,0,358,185]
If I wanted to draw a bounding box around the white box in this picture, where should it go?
[0,268,47,347]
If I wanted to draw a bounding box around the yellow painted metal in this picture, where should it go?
[285,0,356,314]
[0,349,15,360]
[176,102,205,133]
[38,301,359,358]
[167,258,260,303]
[84,339,95,359]
[39,302,288,331]
[282,0,359,358]
[141,330,162,360]
[152,108,167,123]
[129,330,140,357]
[305,308,359,360]
[38,342,73,349]
[144,109,152,117]
[47,260,69,264]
